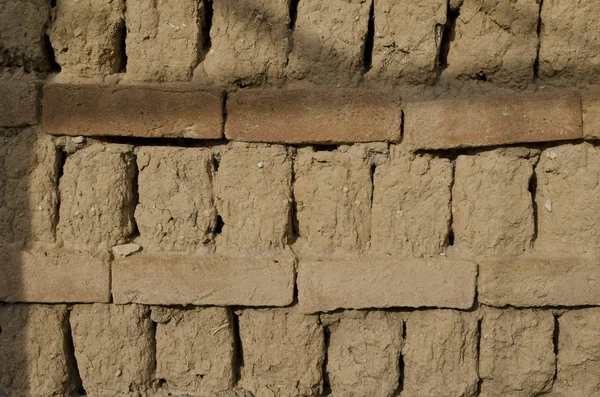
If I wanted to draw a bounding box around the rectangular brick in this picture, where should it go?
[0,249,110,303]
[226,89,401,143]
[0,77,39,126]
[405,93,582,150]
[479,257,600,307]
[112,252,296,306]
[42,84,223,139]
[298,257,477,313]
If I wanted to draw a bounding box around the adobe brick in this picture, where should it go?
[0,77,39,126]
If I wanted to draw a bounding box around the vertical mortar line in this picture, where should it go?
[362,0,375,74]
[200,0,214,62]
[221,91,228,138]
[288,0,299,31]
[119,0,128,73]
[149,312,158,387]
[231,309,244,386]
[320,321,332,396]
[396,319,407,396]
[475,317,483,396]
[435,0,460,82]
[288,147,299,246]
[446,156,456,247]
[64,307,85,395]
[529,152,541,249]
[533,0,544,81]
[552,313,560,385]
[52,146,67,242]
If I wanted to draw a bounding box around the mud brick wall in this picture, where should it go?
[2,1,600,396]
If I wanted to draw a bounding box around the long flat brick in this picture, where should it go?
[42,84,223,139]
[0,77,39,126]
[0,249,110,303]
[405,92,582,150]
[479,257,600,307]
[226,89,401,143]
[297,256,477,313]
[112,252,296,306]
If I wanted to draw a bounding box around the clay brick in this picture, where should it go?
[479,308,556,397]
[294,146,372,255]
[202,0,290,86]
[298,257,477,313]
[135,146,217,253]
[42,84,223,139]
[126,0,203,81]
[48,0,124,76]
[238,308,324,397]
[226,89,401,143]
[583,92,600,139]
[404,93,582,150]
[445,0,539,87]
[0,0,50,70]
[536,143,600,255]
[70,304,154,397]
[153,307,235,396]
[286,0,370,86]
[368,0,446,84]
[322,311,404,397]
[0,74,39,126]
[0,305,77,397]
[0,129,58,248]
[0,249,110,303]
[371,147,452,256]
[553,309,600,396]
[539,1,600,85]
[58,143,135,251]
[403,310,479,397]
[453,148,537,257]
[215,143,292,252]
[479,257,600,307]
[112,252,295,306]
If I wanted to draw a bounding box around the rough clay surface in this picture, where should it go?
[445,0,539,87]
[403,310,479,397]
[371,147,452,256]
[552,309,600,397]
[539,0,600,85]
[58,143,135,251]
[294,146,372,255]
[287,0,370,87]
[136,146,216,253]
[202,0,290,86]
[0,304,76,397]
[126,0,202,81]
[536,143,600,255]
[48,0,124,76]
[368,0,446,84]
[70,304,154,397]
[452,148,538,257]
[0,0,50,70]
[322,311,403,397]
[215,143,292,253]
[479,308,556,397]
[238,308,324,397]
[0,129,58,249]
[153,307,234,396]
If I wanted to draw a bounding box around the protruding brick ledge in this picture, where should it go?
[297,257,477,313]
[112,252,296,306]
[405,92,583,150]
[0,249,110,303]
[226,89,401,143]
[0,78,39,127]
[42,84,224,139]
[479,257,600,307]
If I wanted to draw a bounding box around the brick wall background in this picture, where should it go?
[2,0,600,396]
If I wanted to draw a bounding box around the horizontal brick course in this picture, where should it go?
[0,77,39,126]
[112,252,296,306]
[298,257,477,313]
[405,92,582,150]
[42,84,223,139]
[226,89,401,143]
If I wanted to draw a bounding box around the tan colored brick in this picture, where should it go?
[43,84,223,139]
[0,75,39,126]
[153,307,235,396]
[135,146,217,253]
[70,304,154,397]
[403,310,479,397]
[0,249,110,303]
[226,89,401,143]
[479,308,556,397]
[294,146,372,255]
[298,256,477,313]
[238,308,324,397]
[479,257,600,307]
[0,304,77,397]
[583,92,600,140]
[404,93,582,150]
[112,252,295,306]
[371,147,452,256]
